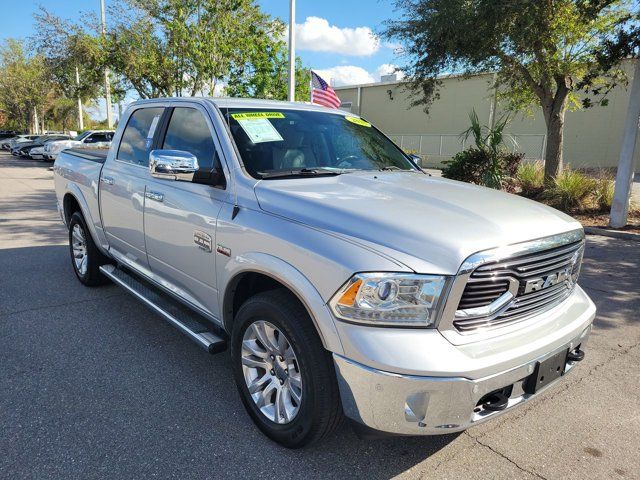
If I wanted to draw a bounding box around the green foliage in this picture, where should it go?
[593,175,616,210]
[383,0,638,179]
[0,40,53,131]
[544,169,597,212]
[105,0,307,100]
[443,110,522,189]
[31,8,105,102]
[516,161,545,197]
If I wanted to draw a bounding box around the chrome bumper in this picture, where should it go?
[334,324,591,435]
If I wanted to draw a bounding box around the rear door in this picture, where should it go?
[143,104,229,317]
[100,106,164,271]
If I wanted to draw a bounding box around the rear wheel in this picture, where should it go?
[231,289,342,448]
[68,211,110,286]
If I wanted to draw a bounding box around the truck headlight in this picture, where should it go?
[329,273,449,327]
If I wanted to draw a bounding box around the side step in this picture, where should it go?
[99,264,227,354]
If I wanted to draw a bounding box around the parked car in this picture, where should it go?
[3,135,38,151]
[13,135,71,157]
[43,130,114,161]
[53,98,595,448]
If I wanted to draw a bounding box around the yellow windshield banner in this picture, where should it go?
[345,116,371,127]
[231,112,285,120]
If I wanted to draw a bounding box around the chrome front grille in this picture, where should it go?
[453,239,584,333]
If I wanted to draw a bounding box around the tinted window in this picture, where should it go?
[162,108,219,170]
[86,133,111,143]
[222,108,415,178]
[118,107,164,165]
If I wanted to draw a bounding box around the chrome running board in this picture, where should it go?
[99,264,227,354]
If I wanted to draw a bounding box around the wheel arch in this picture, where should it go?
[221,254,344,355]
[61,186,110,257]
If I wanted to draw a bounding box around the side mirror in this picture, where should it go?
[408,153,423,168]
[149,149,199,182]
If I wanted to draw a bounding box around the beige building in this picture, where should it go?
[335,59,640,170]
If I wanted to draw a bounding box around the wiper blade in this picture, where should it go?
[258,168,343,179]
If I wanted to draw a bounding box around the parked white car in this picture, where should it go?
[44,130,115,160]
[3,135,38,150]
[29,145,46,160]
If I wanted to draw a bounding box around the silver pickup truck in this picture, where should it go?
[53,97,595,448]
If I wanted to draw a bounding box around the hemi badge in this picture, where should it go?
[193,230,213,252]
[216,244,231,257]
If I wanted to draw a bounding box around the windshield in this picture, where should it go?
[222,108,416,178]
[74,131,92,141]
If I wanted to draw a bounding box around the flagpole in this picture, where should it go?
[309,69,313,103]
[288,0,296,102]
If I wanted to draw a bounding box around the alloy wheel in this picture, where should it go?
[71,224,88,275]
[241,320,303,424]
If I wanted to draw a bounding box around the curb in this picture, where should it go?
[584,226,640,242]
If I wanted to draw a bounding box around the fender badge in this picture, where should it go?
[193,230,212,252]
[216,244,231,257]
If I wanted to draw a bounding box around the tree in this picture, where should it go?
[0,40,54,132]
[31,8,104,104]
[225,20,310,100]
[105,0,304,99]
[383,0,638,181]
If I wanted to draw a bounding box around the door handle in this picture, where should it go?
[100,176,114,185]
[145,191,164,202]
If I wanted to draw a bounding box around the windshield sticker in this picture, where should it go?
[345,116,371,127]
[234,117,284,144]
[231,112,285,120]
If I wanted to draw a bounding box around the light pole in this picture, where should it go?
[100,0,113,128]
[75,65,84,130]
[288,0,296,102]
[610,59,640,228]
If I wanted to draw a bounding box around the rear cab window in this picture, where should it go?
[117,107,164,166]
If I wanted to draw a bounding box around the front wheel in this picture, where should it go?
[231,289,342,448]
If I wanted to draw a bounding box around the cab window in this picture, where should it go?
[118,107,164,166]
[161,107,225,187]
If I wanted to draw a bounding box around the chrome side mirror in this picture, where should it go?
[408,153,423,168]
[149,149,199,181]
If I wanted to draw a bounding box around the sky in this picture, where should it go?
[0,0,405,87]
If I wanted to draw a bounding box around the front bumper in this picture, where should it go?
[334,324,591,435]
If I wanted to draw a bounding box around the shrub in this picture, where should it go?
[516,161,545,198]
[544,169,597,212]
[593,176,615,211]
[442,109,523,188]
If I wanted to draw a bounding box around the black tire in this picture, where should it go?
[231,289,343,448]
[68,211,110,286]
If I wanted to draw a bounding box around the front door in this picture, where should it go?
[100,106,164,271]
[143,105,229,318]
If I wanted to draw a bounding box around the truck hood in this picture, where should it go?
[254,171,582,274]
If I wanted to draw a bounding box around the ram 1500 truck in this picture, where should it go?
[53,98,595,448]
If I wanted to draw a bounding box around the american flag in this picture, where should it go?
[311,71,341,109]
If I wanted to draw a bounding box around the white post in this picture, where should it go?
[75,65,84,131]
[33,107,39,135]
[100,0,113,128]
[610,59,640,228]
[287,0,296,102]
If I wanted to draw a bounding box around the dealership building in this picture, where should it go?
[335,58,640,170]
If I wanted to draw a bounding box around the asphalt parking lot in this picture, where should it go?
[1,151,639,480]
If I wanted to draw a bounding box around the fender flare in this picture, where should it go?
[221,252,344,355]
[62,184,110,257]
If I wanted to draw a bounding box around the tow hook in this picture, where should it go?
[481,392,510,412]
[567,348,585,362]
